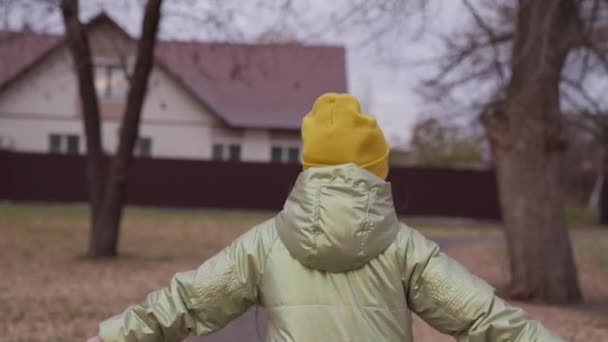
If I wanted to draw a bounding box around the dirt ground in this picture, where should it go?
[411,241,608,341]
[1,204,607,341]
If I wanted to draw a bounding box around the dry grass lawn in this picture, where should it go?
[1,203,607,341]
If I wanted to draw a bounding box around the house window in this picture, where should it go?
[66,135,79,154]
[212,143,241,161]
[135,137,152,157]
[271,146,283,162]
[94,65,128,99]
[212,144,223,161]
[0,136,11,150]
[228,144,241,161]
[49,134,79,154]
[287,147,300,163]
[49,134,62,153]
[270,146,300,163]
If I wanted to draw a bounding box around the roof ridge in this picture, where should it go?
[158,39,345,50]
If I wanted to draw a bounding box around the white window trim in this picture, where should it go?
[134,136,153,158]
[94,64,129,100]
[212,141,242,161]
[271,144,301,163]
[49,133,80,154]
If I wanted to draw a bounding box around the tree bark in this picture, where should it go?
[482,0,582,303]
[61,0,163,257]
[91,0,163,257]
[601,148,608,225]
[60,0,106,234]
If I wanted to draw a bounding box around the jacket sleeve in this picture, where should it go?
[400,226,564,342]
[99,223,274,342]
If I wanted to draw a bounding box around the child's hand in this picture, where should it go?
[86,336,101,342]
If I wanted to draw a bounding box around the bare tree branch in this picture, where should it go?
[462,0,507,82]
[586,41,608,72]
[561,76,603,112]
[425,31,512,86]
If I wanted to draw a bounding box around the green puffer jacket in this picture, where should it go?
[99,164,563,342]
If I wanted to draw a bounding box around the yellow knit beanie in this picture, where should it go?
[301,93,390,180]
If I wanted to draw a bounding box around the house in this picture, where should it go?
[0,14,347,163]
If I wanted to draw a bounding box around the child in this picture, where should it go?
[89,93,562,341]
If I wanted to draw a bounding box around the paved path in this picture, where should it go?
[192,235,499,342]
[194,308,267,342]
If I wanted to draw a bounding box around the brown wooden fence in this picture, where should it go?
[0,151,501,220]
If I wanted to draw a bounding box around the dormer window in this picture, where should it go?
[94,65,128,100]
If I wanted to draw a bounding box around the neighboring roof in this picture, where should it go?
[0,14,347,131]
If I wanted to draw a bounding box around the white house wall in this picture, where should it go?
[0,46,218,158]
[142,67,217,125]
[0,49,77,118]
[0,117,83,153]
[242,129,271,162]
[143,124,212,159]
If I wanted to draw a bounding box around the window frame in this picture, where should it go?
[270,145,301,163]
[135,137,153,158]
[287,146,300,163]
[66,134,79,155]
[271,146,283,163]
[228,144,241,161]
[48,133,80,155]
[212,143,242,162]
[49,134,62,154]
[94,64,129,100]
[212,144,224,161]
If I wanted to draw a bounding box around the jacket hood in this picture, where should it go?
[276,163,399,273]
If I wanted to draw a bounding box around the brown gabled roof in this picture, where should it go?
[0,31,62,89]
[155,41,346,130]
[0,14,347,131]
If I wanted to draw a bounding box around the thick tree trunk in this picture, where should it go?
[61,0,162,257]
[482,0,582,303]
[490,137,581,301]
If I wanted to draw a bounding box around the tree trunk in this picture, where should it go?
[587,170,602,209]
[89,0,163,257]
[481,0,582,303]
[60,0,107,244]
[61,0,163,258]
[601,149,608,225]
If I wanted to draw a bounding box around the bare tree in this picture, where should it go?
[60,0,162,257]
[417,0,608,303]
[484,0,582,302]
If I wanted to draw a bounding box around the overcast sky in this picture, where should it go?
[3,0,471,147]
